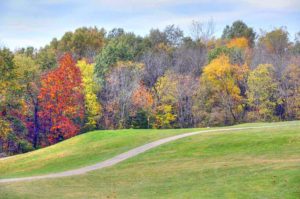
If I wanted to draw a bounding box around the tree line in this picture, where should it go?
[0,20,299,154]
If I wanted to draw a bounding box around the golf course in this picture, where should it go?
[0,121,299,198]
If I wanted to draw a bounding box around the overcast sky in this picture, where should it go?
[0,0,299,50]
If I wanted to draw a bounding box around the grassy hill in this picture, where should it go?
[0,121,300,198]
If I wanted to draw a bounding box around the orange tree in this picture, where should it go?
[38,54,84,144]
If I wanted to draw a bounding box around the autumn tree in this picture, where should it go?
[0,48,20,153]
[55,27,105,59]
[77,60,101,130]
[254,28,290,77]
[13,54,41,148]
[38,54,84,144]
[281,61,300,119]
[36,46,57,70]
[226,37,249,49]
[154,72,197,128]
[247,64,280,121]
[200,55,248,125]
[0,48,16,105]
[222,20,256,46]
[154,72,177,128]
[130,84,154,128]
[101,61,143,129]
[95,36,134,85]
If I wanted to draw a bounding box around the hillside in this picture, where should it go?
[0,121,299,198]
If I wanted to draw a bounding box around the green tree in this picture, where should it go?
[36,46,57,70]
[48,27,106,60]
[13,54,41,148]
[0,48,16,99]
[0,48,33,153]
[94,36,135,85]
[222,20,256,46]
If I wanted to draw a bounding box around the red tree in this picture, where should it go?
[38,54,84,144]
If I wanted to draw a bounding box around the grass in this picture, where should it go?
[0,128,204,178]
[0,121,299,198]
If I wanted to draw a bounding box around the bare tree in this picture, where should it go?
[173,44,207,76]
[101,62,143,129]
[142,49,171,88]
[190,19,215,44]
[176,75,199,127]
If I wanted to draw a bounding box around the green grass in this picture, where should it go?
[0,121,299,198]
[0,128,204,178]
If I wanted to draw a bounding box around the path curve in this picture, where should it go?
[0,124,294,183]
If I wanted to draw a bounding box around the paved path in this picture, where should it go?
[0,124,294,183]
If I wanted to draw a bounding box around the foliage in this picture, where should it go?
[154,105,177,129]
[77,60,101,130]
[0,48,17,104]
[208,46,232,63]
[282,63,300,119]
[36,46,57,70]
[222,20,256,46]
[102,61,144,129]
[55,27,105,59]
[0,117,12,141]
[201,55,248,124]
[2,22,300,154]
[128,109,151,129]
[259,28,289,56]
[38,54,84,144]
[94,36,134,84]
[226,37,249,49]
[131,84,154,111]
[247,64,279,121]
[154,72,178,128]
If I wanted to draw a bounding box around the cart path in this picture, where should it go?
[0,124,295,183]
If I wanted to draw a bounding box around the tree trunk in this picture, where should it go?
[33,102,40,148]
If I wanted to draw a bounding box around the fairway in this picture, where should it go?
[0,128,203,179]
[0,121,300,198]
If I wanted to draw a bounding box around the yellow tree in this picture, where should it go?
[154,72,177,128]
[77,60,101,130]
[201,54,248,123]
[247,64,279,121]
[226,37,249,49]
[0,118,12,150]
[0,118,11,138]
[154,71,197,128]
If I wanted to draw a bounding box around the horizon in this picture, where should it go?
[1,0,299,50]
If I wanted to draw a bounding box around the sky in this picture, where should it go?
[0,0,299,50]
